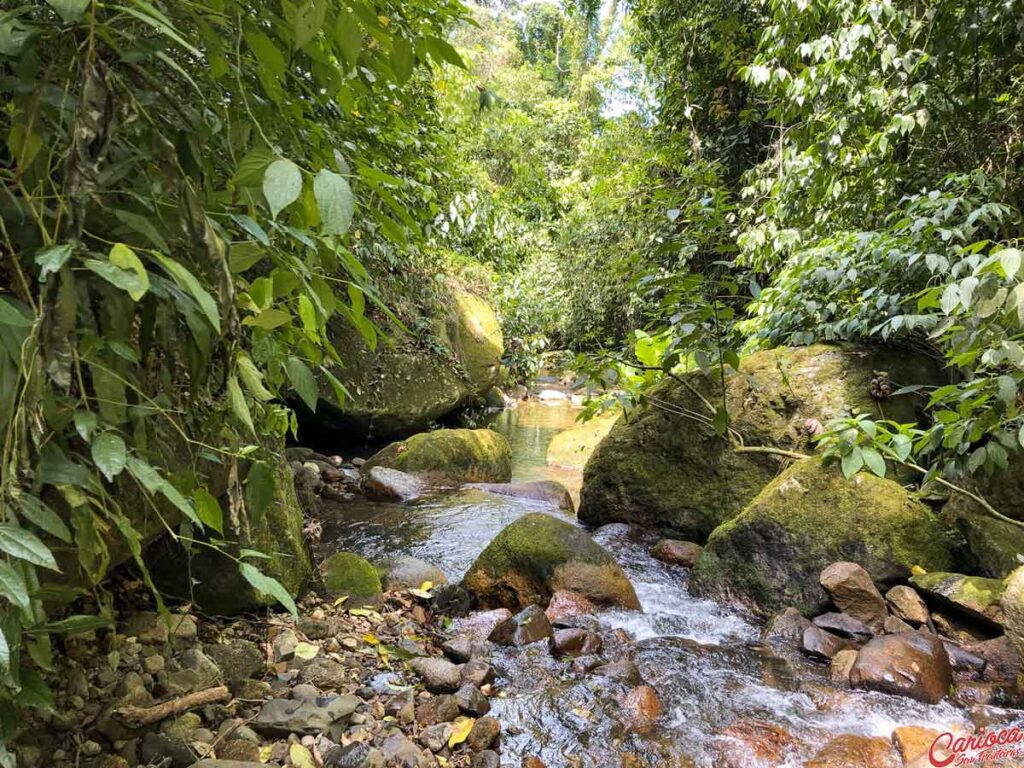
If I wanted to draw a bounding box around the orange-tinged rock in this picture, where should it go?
[716,718,797,768]
[892,726,945,765]
[619,685,661,731]
[805,734,901,768]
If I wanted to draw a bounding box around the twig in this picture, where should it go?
[113,685,230,728]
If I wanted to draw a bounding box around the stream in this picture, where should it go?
[317,399,1016,767]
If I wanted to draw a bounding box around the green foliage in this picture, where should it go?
[0,0,467,746]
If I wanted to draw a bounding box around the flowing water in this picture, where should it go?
[319,400,1020,767]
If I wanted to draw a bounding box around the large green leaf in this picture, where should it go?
[84,259,146,299]
[108,243,149,301]
[31,614,113,635]
[227,375,256,435]
[314,170,355,236]
[35,244,72,283]
[333,10,361,68]
[286,356,318,412]
[91,432,127,482]
[391,36,414,83]
[0,297,33,328]
[194,487,224,536]
[243,308,292,330]
[263,159,303,220]
[154,254,220,332]
[239,562,297,616]
[0,525,59,571]
[0,563,29,610]
[237,354,274,402]
[15,494,71,543]
[244,461,275,523]
[292,0,327,49]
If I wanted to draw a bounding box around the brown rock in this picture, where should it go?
[409,657,462,693]
[964,635,1022,683]
[217,739,261,761]
[762,607,812,646]
[801,626,856,660]
[488,605,553,646]
[461,658,496,687]
[886,585,930,626]
[549,628,602,658]
[416,694,460,726]
[523,758,547,768]
[716,718,797,768]
[820,563,888,631]
[828,649,858,687]
[849,632,952,704]
[812,612,874,642]
[466,715,500,752]
[458,609,512,641]
[883,615,914,634]
[652,540,703,567]
[619,685,661,731]
[545,590,596,624]
[953,680,1001,706]
[891,726,943,765]
[806,734,900,768]
[943,641,987,681]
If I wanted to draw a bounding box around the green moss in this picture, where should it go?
[578,344,943,539]
[451,291,503,390]
[321,551,383,603]
[691,458,956,616]
[911,572,1005,611]
[365,428,512,483]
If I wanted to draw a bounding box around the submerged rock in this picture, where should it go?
[715,718,798,768]
[849,632,952,704]
[690,459,955,616]
[365,428,512,484]
[578,344,940,538]
[462,513,640,611]
[468,480,574,512]
[320,551,383,604]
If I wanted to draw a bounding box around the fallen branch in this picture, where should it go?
[114,685,230,728]
[733,445,811,461]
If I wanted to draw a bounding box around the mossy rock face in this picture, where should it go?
[320,289,503,441]
[547,411,621,470]
[578,344,942,539]
[365,428,512,484]
[148,438,313,615]
[321,551,382,604]
[462,512,640,611]
[910,571,1005,626]
[690,458,956,616]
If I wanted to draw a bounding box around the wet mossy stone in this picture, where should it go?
[321,551,382,604]
[690,458,956,617]
[578,344,943,540]
[462,512,640,611]
[364,428,512,484]
[910,571,1005,627]
[450,291,503,391]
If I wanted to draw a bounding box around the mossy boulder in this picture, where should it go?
[579,344,942,539]
[320,289,503,441]
[321,551,382,604]
[547,411,621,470]
[462,512,640,611]
[364,428,512,484]
[690,458,956,616]
[910,571,1005,627]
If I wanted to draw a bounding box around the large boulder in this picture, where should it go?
[1003,566,1024,662]
[462,513,640,611]
[321,551,383,604]
[910,571,1005,627]
[364,428,512,484]
[319,290,503,441]
[690,458,956,616]
[547,411,621,470]
[849,632,952,704]
[578,344,940,539]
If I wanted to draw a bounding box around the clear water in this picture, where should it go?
[318,399,1021,767]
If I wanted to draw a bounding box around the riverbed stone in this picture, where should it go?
[381,556,448,591]
[691,460,955,617]
[885,585,930,626]
[579,345,940,538]
[205,640,264,683]
[820,563,889,631]
[800,626,855,660]
[466,716,500,752]
[321,551,383,604]
[409,657,462,693]
[468,480,575,512]
[828,649,858,686]
[456,609,512,641]
[545,590,596,624]
[964,635,1021,683]
[461,659,496,687]
[762,607,812,646]
[890,726,946,765]
[805,734,901,768]
[416,694,460,726]
[455,683,491,716]
[716,718,797,768]
[488,604,553,646]
[463,513,640,611]
[849,632,952,704]
[652,540,703,567]
[252,696,360,737]
[812,612,874,642]
[363,467,425,503]
[364,428,512,484]
[1000,565,1024,665]
[550,627,602,657]
[910,571,1005,627]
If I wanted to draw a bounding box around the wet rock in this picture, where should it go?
[849,632,952,704]
[251,696,360,737]
[382,556,448,591]
[416,694,460,726]
[943,641,987,681]
[716,718,797,768]
[800,626,855,660]
[471,750,501,768]
[594,659,643,685]
[463,513,640,611]
[549,627,602,657]
[812,612,874,642]
[547,410,619,470]
[652,540,703,567]
[469,480,575,512]
[460,659,496,687]
[885,585,930,626]
[418,723,452,753]
[466,715,501,752]
[409,657,462,693]
[910,571,1005,627]
[458,609,512,641]
[619,685,661,730]
[571,655,603,674]
[365,428,512,484]
[819,562,888,631]
[828,649,858,687]
[379,732,433,768]
[384,689,416,724]
[363,466,426,502]
[205,640,264,683]
[441,635,481,663]
[953,680,1001,706]
[432,583,473,616]
[805,734,901,768]
[321,551,383,604]
[489,604,554,646]
[762,607,812,646]
[545,590,596,624]
[324,742,386,768]
[964,635,1021,683]
[455,683,491,716]
[890,726,946,766]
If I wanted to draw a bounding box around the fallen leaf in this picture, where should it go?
[293,642,320,661]
[259,745,274,762]
[333,595,349,606]
[363,633,379,645]
[448,716,475,748]
[409,588,432,600]
[419,580,433,591]
[289,743,316,768]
